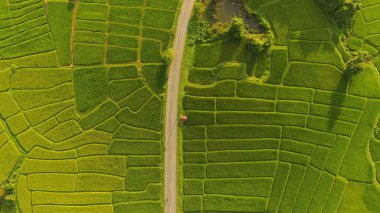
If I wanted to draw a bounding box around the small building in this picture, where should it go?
[180,115,188,122]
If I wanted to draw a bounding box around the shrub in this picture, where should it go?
[209,21,230,38]
[193,0,212,20]
[315,0,360,30]
[229,17,247,38]
[188,19,229,43]
[228,17,273,55]
[161,48,174,65]
[187,19,211,43]
[0,178,17,212]
[345,51,372,76]
[244,33,272,54]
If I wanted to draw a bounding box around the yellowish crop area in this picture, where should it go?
[0,0,180,212]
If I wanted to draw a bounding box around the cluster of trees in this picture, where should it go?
[344,50,372,76]
[188,16,273,55]
[229,17,273,54]
[315,0,360,30]
[189,0,273,55]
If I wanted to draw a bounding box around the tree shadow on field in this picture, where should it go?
[327,74,350,131]
[67,0,75,10]
[220,38,241,63]
[296,40,335,63]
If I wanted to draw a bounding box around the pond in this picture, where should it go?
[215,0,262,33]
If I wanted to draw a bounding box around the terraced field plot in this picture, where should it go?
[0,0,180,212]
[181,0,380,212]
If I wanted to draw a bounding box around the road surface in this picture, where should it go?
[164,0,195,212]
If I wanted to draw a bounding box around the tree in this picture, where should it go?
[315,0,359,30]
[161,48,174,65]
[229,17,247,38]
[344,51,372,76]
[209,21,230,38]
[228,17,273,55]
[244,34,266,54]
[334,2,356,29]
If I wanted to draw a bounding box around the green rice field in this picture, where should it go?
[2,0,380,212]
[180,0,380,212]
[0,0,180,212]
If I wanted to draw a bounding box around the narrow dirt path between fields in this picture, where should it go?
[164,0,195,212]
[70,0,79,66]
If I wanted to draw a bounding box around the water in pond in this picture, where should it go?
[216,0,262,33]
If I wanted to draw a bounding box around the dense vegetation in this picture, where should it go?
[315,0,360,30]
[229,17,273,54]
[189,0,273,55]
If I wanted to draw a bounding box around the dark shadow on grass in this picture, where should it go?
[67,1,75,10]
[245,52,257,76]
[327,73,350,131]
[219,38,241,63]
[296,40,335,64]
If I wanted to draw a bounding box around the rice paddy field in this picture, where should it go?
[180,0,380,212]
[0,0,180,212]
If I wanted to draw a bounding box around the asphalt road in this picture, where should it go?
[164,0,195,212]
